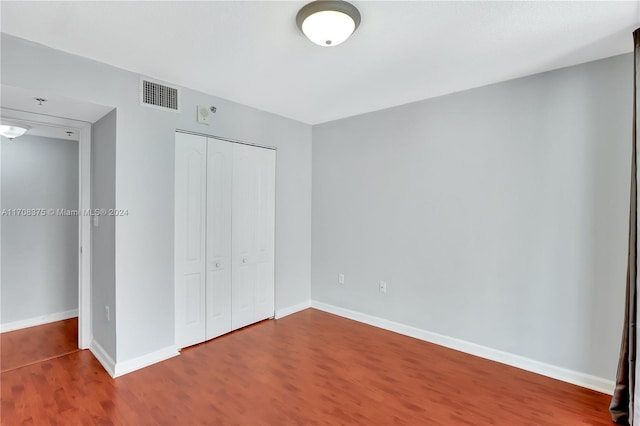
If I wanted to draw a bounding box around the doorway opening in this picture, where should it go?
[0,109,92,370]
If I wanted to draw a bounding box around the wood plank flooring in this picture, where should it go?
[1,317,78,373]
[1,309,613,425]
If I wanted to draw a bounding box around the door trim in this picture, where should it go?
[175,129,277,151]
[1,107,92,349]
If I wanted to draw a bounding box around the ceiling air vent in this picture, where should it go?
[140,77,180,112]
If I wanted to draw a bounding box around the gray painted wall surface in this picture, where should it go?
[91,109,117,358]
[3,33,631,382]
[312,53,633,380]
[1,34,312,362]
[1,135,79,323]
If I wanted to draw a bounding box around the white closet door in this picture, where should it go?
[252,147,276,322]
[175,133,207,349]
[231,143,276,330]
[205,138,233,340]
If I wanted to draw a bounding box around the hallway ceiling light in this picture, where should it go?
[0,124,29,140]
[296,1,361,47]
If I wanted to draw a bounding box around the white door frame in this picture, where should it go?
[1,107,92,349]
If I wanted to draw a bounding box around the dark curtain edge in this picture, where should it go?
[610,27,639,426]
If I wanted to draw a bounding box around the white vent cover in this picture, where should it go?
[140,77,180,112]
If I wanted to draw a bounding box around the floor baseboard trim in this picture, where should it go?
[1,309,79,333]
[90,340,116,377]
[114,345,180,378]
[310,300,614,395]
[275,300,311,319]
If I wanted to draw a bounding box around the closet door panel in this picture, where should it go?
[175,133,207,349]
[231,144,275,329]
[253,148,276,321]
[205,139,233,340]
[231,144,257,330]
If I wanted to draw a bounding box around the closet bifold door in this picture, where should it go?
[231,143,276,330]
[174,133,207,349]
[175,132,276,348]
[205,138,233,340]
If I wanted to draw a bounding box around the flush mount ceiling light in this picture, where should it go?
[0,124,29,140]
[296,1,361,47]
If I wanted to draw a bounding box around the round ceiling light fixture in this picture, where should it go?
[296,1,361,47]
[0,124,29,140]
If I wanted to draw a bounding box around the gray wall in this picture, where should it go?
[1,135,79,324]
[312,53,633,380]
[1,34,312,362]
[91,109,117,358]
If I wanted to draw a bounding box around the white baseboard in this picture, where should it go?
[90,339,116,377]
[310,300,615,395]
[1,309,78,333]
[275,300,311,319]
[90,339,179,379]
[98,300,310,378]
[114,345,179,378]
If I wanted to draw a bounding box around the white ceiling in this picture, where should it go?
[2,122,80,141]
[1,85,114,123]
[1,1,639,125]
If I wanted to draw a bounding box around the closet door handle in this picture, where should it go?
[215,262,220,268]
[242,258,247,264]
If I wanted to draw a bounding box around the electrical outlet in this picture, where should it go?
[338,273,345,285]
[105,305,110,321]
[379,281,387,293]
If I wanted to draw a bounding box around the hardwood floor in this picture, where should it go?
[1,309,612,425]
[1,317,78,373]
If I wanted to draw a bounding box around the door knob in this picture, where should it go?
[242,258,247,264]
[215,262,220,268]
